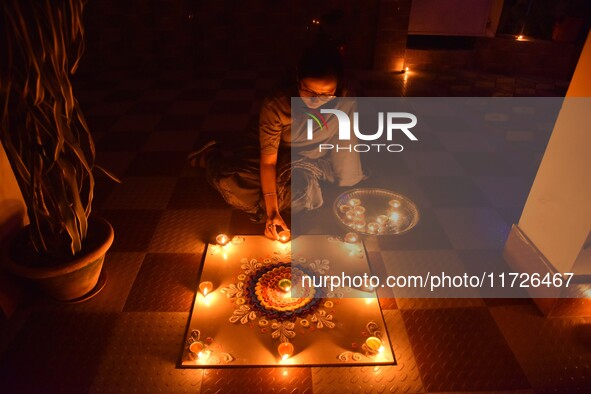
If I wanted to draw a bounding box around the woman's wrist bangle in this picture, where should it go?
[263,192,277,197]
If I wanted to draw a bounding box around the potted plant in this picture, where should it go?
[0,0,119,302]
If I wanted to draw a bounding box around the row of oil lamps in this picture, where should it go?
[199,231,292,297]
[273,336,385,361]
[190,333,385,362]
[216,231,291,246]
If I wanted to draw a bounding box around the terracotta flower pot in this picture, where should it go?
[2,216,114,302]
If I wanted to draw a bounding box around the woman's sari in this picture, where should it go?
[206,91,364,219]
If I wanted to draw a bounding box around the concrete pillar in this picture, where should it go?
[503,30,591,317]
[373,0,412,72]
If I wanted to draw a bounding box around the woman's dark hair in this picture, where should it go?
[297,42,344,81]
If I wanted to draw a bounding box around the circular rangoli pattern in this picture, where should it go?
[245,263,322,320]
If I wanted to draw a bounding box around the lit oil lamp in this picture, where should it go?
[388,199,401,209]
[389,211,401,224]
[215,234,229,246]
[376,215,389,225]
[353,218,366,231]
[345,210,356,221]
[278,342,294,361]
[199,281,213,297]
[352,206,365,216]
[339,204,352,213]
[367,222,380,234]
[348,198,361,207]
[189,340,204,355]
[278,230,291,243]
[231,236,244,245]
[344,232,359,244]
[278,278,292,293]
[365,336,384,353]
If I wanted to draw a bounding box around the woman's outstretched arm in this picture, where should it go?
[260,152,288,239]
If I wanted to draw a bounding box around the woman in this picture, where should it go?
[190,43,365,240]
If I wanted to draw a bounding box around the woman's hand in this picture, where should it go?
[264,210,289,240]
[260,151,287,240]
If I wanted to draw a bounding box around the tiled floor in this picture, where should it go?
[2,66,590,393]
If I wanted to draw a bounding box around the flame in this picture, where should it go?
[216,234,229,246]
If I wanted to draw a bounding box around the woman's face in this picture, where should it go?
[298,77,337,109]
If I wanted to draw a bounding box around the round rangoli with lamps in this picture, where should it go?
[245,263,323,320]
[220,245,337,343]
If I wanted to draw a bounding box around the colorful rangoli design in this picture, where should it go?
[220,245,337,344]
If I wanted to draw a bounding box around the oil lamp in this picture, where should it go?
[278,342,294,360]
[189,341,204,355]
[348,198,361,207]
[365,336,384,353]
[231,236,244,245]
[278,278,292,293]
[339,204,352,213]
[376,215,388,225]
[344,232,359,243]
[353,218,366,231]
[352,206,365,216]
[388,199,401,209]
[367,222,380,234]
[278,230,291,243]
[199,281,213,296]
[215,234,229,246]
[389,211,401,224]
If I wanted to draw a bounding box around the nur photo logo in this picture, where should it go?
[306,108,418,153]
